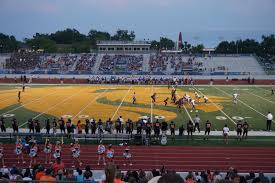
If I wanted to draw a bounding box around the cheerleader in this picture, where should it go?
[0,143,5,167]
[29,141,38,168]
[15,138,25,164]
[123,144,132,166]
[106,144,114,162]
[71,140,82,167]
[53,141,62,159]
[44,139,52,164]
[97,141,106,165]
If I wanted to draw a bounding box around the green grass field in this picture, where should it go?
[0,84,274,131]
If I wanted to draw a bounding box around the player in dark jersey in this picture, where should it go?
[136,120,142,135]
[45,119,50,134]
[242,121,249,139]
[204,120,211,140]
[151,93,156,104]
[12,118,18,133]
[115,118,121,134]
[90,119,97,134]
[236,121,243,141]
[52,118,57,134]
[126,119,134,135]
[154,120,161,139]
[170,121,176,140]
[171,89,176,103]
[176,98,183,112]
[164,97,169,106]
[0,117,6,133]
[145,121,152,137]
[17,91,21,102]
[28,119,34,133]
[22,83,25,92]
[84,119,90,134]
[132,92,136,104]
[187,120,194,140]
[59,117,65,134]
[272,87,274,96]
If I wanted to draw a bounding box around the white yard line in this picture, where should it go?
[111,86,132,121]
[0,90,59,116]
[19,88,87,128]
[192,86,236,125]
[246,90,275,105]
[213,86,275,123]
[72,90,108,120]
[172,85,194,123]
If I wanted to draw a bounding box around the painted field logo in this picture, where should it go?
[2,114,15,118]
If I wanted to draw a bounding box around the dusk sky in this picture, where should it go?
[1,0,275,46]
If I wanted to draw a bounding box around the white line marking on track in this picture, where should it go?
[111,86,132,121]
[192,86,236,125]
[213,86,275,123]
[72,89,108,120]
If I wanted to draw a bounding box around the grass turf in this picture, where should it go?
[0,84,274,131]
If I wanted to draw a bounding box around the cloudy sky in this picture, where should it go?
[0,0,275,46]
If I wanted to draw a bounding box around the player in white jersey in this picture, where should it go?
[203,96,208,103]
[233,93,239,104]
[190,99,197,112]
[195,93,201,103]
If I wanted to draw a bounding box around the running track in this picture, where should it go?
[3,145,275,172]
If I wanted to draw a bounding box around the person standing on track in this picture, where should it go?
[169,121,176,140]
[193,115,200,133]
[266,112,273,131]
[223,124,230,144]
[90,118,97,134]
[204,120,211,140]
[12,118,18,133]
[136,120,142,135]
[0,117,6,133]
[59,117,65,134]
[236,121,243,141]
[242,121,249,139]
[187,120,194,140]
[52,118,57,134]
[45,118,51,134]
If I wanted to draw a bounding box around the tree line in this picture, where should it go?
[0,29,274,56]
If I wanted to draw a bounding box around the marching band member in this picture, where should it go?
[0,143,5,167]
[15,138,25,164]
[44,139,52,164]
[53,141,62,159]
[106,144,114,162]
[71,140,82,167]
[123,144,132,166]
[97,141,106,165]
[29,141,38,168]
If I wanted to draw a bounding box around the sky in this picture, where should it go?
[0,0,275,47]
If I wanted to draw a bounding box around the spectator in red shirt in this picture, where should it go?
[51,157,65,176]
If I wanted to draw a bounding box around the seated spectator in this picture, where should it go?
[39,168,56,182]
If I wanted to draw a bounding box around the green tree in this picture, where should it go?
[0,33,20,52]
[111,29,135,41]
[159,37,175,50]
[25,35,57,53]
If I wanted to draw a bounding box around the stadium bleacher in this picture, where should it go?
[1,52,267,76]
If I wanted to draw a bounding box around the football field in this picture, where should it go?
[0,84,274,131]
